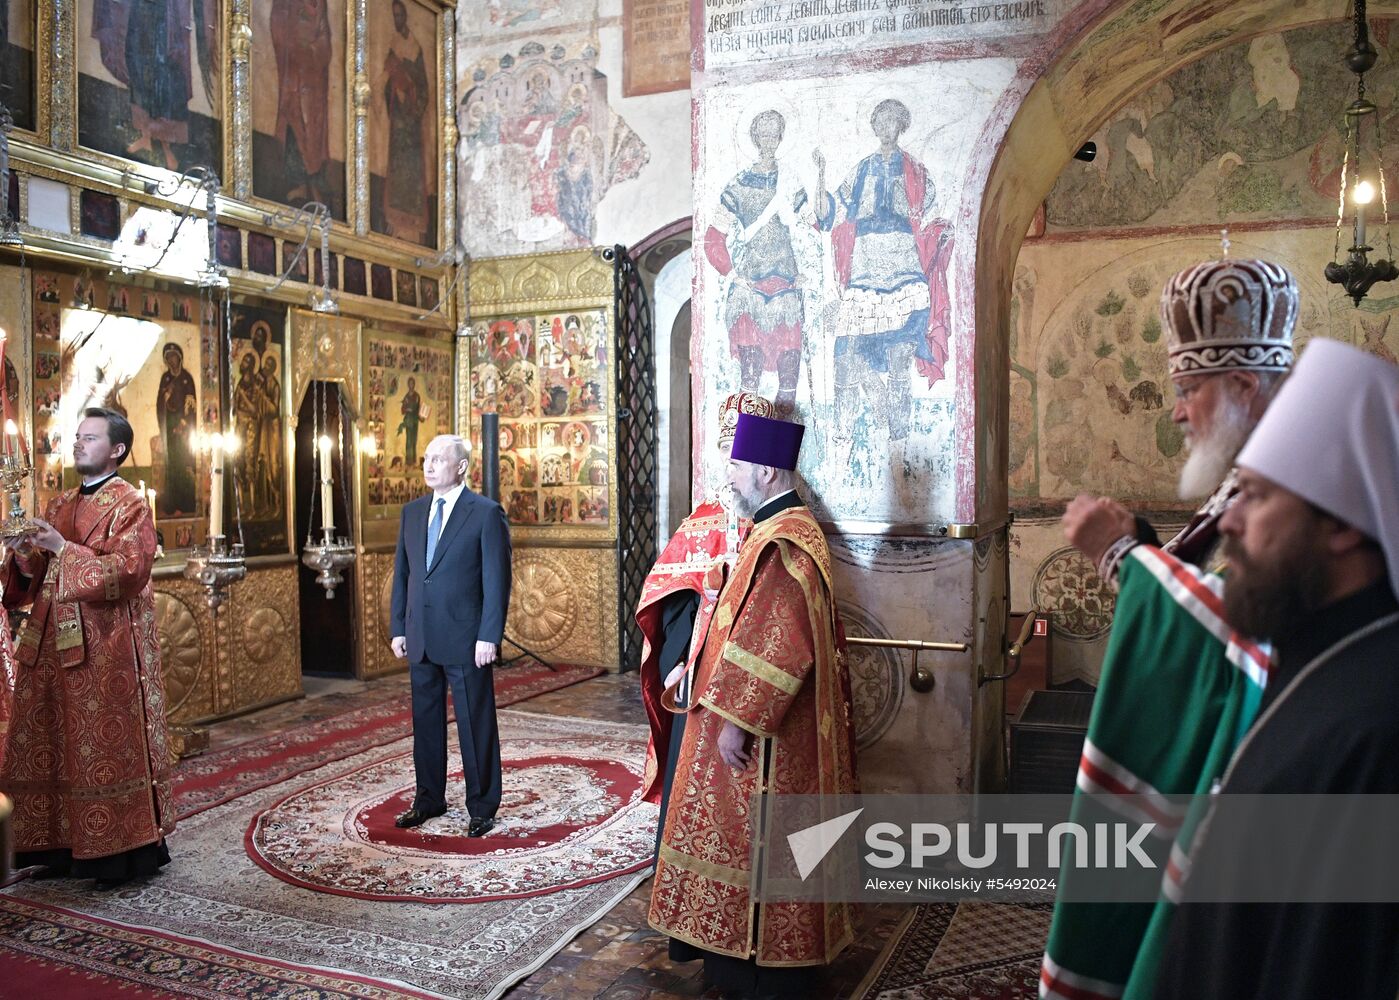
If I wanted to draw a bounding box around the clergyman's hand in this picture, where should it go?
[391,635,407,659]
[717,720,752,770]
[1061,494,1135,570]
[26,519,66,556]
[664,661,686,689]
[475,641,498,668]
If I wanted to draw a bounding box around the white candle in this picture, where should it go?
[319,435,335,533]
[4,418,17,460]
[209,434,224,540]
[148,488,158,539]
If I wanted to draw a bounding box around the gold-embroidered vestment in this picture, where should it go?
[0,477,174,860]
[648,504,857,966]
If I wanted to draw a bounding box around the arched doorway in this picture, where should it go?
[634,219,694,543]
[966,0,1392,785]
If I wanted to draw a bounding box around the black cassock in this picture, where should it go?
[1155,582,1399,1000]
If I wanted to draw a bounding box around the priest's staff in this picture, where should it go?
[481,411,554,672]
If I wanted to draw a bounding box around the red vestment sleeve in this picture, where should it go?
[54,499,156,605]
[698,540,818,738]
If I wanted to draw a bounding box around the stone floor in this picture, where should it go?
[201,668,906,1000]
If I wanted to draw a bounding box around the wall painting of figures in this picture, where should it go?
[229,304,290,555]
[366,0,437,247]
[42,270,217,552]
[75,0,223,173]
[362,331,453,517]
[251,0,348,218]
[1,0,35,131]
[460,40,650,255]
[466,310,610,528]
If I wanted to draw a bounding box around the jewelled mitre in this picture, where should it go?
[1160,258,1298,376]
[716,392,775,449]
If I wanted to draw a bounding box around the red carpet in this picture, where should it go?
[1,666,643,999]
[174,661,604,819]
[246,714,657,902]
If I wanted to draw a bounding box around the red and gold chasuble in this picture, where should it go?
[648,505,857,966]
[636,499,751,803]
[0,477,174,860]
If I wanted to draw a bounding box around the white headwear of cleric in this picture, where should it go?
[1235,338,1399,600]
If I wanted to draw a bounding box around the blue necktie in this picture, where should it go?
[425,497,445,569]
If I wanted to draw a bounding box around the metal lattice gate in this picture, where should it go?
[611,245,658,672]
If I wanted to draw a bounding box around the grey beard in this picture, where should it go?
[1178,396,1255,500]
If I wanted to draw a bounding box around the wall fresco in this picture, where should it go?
[1047,20,1399,232]
[695,61,1015,523]
[702,0,1067,69]
[459,40,650,253]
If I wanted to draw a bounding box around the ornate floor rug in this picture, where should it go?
[2,711,652,999]
[247,710,657,902]
[853,901,1053,1000]
[174,662,604,819]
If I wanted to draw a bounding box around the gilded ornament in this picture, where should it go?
[241,607,288,664]
[154,591,205,716]
[510,554,578,650]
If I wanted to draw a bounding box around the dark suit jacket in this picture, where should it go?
[390,487,512,665]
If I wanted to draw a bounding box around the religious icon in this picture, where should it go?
[253,0,346,216]
[156,342,197,516]
[368,0,437,246]
[80,0,222,173]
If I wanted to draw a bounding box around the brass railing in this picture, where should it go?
[980,606,1043,686]
[846,636,970,693]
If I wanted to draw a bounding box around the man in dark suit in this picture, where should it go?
[390,434,512,836]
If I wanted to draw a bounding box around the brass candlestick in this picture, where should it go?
[0,452,37,539]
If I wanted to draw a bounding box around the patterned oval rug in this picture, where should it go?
[245,711,658,903]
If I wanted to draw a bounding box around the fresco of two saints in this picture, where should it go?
[706,99,952,461]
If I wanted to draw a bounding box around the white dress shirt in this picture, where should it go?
[426,481,467,559]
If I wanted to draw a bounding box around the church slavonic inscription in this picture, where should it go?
[703,0,1061,65]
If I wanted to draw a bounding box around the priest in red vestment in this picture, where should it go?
[0,407,174,887]
[637,391,775,809]
[649,411,857,997]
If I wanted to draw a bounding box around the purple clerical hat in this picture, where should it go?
[730,412,804,471]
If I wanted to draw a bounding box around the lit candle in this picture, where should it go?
[1354,179,1375,249]
[318,435,335,532]
[209,433,224,540]
[4,418,17,461]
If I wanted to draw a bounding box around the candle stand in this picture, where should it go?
[301,528,355,598]
[184,534,246,614]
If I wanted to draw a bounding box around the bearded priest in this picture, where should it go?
[648,411,857,998]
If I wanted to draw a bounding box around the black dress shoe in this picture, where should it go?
[395,805,447,828]
[467,816,496,838]
[93,877,131,891]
